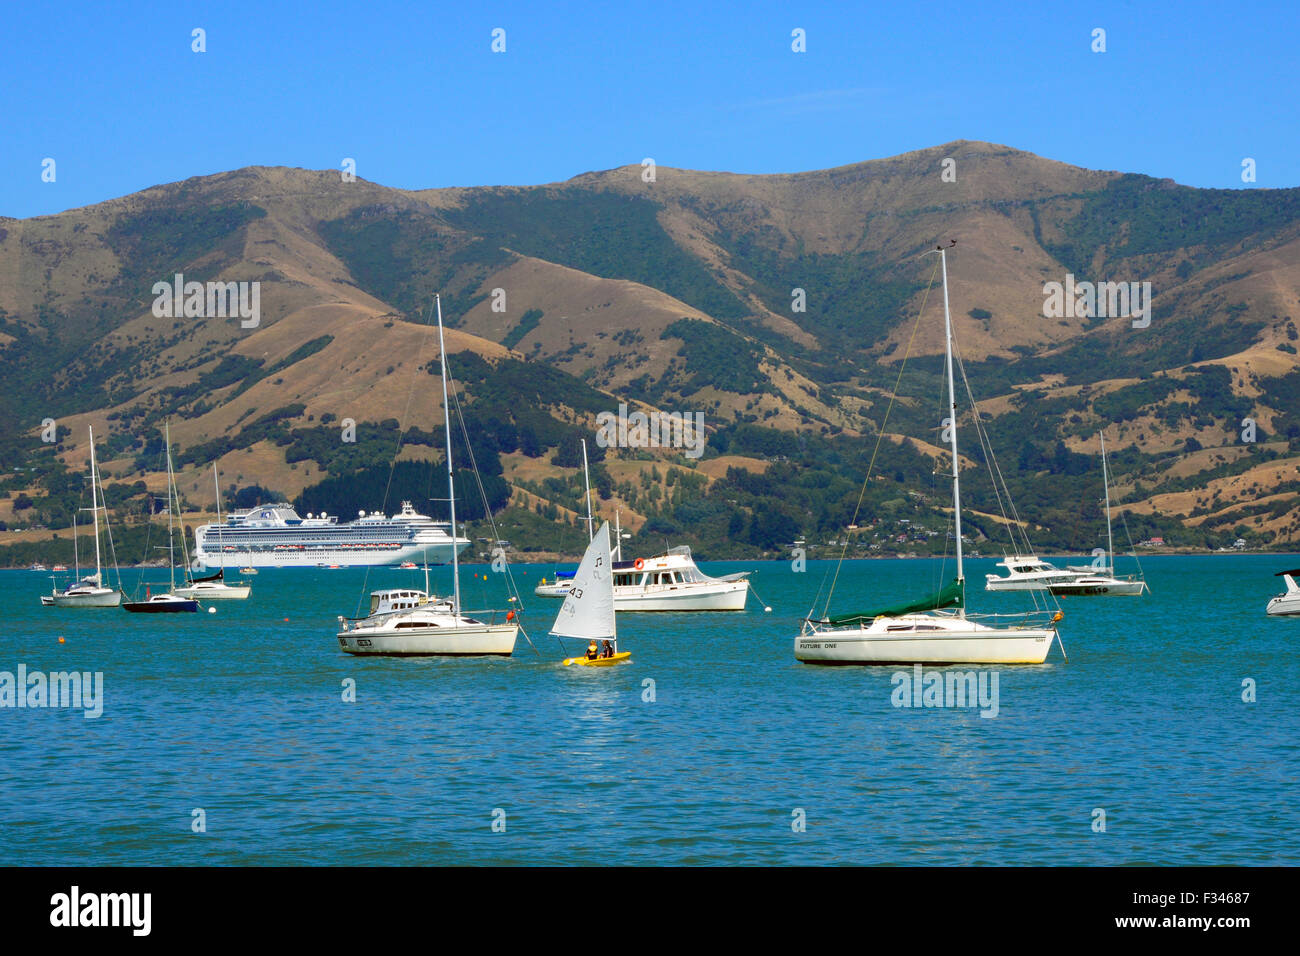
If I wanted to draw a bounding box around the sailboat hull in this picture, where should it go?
[123,598,199,613]
[174,583,251,600]
[43,589,123,608]
[1049,578,1146,597]
[336,622,518,656]
[796,617,1057,665]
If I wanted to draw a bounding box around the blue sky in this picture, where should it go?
[3,0,1297,218]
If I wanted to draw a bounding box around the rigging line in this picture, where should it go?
[954,339,1033,559]
[444,355,528,617]
[95,454,123,591]
[819,256,941,619]
[355,303,438,617]
[952,342,1020,552]
[1118,509,1147,583]
[952,328,1059,614]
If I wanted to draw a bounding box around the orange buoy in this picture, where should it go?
[58,636,65,644]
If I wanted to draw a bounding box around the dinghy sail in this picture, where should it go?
[556,522,629,666]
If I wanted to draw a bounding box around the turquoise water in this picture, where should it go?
[1,555,1295,865]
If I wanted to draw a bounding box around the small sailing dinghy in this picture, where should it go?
[556,522,630,666]
[795,241,1063,665]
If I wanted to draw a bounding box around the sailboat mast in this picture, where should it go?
[939,245,964,596]
[165,423,176,591]
[581,439,594,542]
[1100,431,1114,574]
[213,464,225,574]
[435,296,461,615]
[88,426,102,580]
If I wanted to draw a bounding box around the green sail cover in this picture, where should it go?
[821,578,964,626]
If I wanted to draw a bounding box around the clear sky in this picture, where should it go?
[3,0,1297,219]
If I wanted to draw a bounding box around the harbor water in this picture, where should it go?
[1,554,1295,865]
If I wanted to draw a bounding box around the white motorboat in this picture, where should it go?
[536,544,749,610]
[796,241,1063,665]
[177,465,251,599]
[985,555,1091,592]
[534,447,750,611]
[41,426,124,608]
[1266,570,1300,617]
[1048,432,1147,597]
[335,295,519,657]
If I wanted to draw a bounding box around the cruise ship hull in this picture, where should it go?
[192,539,468,569]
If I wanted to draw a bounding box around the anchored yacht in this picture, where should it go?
[536,546,749,611]
[985,555,1091,592]
[1266,570,1300,617]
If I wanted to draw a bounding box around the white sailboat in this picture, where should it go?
[555,522,629,666]
[40,426,124,608]
[176,464,251,600]
[336,295,519,656]
[1048,431,1147,597]
[795,241,1063,665]
[123,423,199,613]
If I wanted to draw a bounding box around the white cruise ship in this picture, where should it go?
[192,500,469,569]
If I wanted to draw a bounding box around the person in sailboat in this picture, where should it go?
[601,640,614,659]
[586,640,599,660]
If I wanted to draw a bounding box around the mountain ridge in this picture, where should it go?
[2,140,1298,561]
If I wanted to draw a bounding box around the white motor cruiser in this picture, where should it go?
[1266,570,1300,617]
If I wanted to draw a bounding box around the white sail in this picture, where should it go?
[550,522,615,641]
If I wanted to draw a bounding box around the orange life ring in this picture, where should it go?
[634,558,645,570]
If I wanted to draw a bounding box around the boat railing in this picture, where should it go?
[965,609,1064,628]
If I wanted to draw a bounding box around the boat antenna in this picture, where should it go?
[435,295,461,615]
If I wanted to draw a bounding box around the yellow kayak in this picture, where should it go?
[563,652,632,667]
